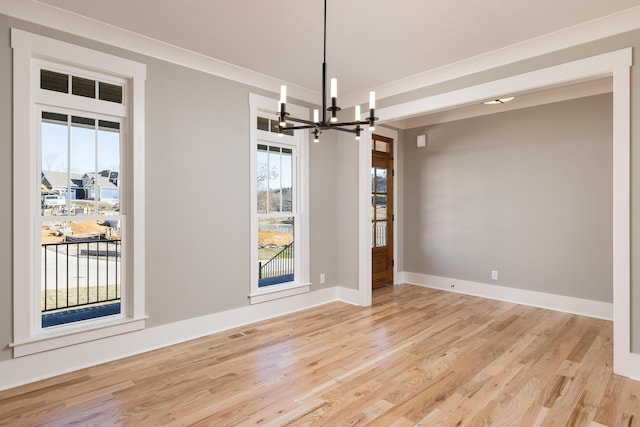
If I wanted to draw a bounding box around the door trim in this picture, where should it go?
[372,134,394,289]
[357,126,398,305]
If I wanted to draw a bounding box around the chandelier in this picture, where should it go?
[277,0,377,143]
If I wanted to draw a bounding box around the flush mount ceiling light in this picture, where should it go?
[277,0,377,143]
[483,96,515,105]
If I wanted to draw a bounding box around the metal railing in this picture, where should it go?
[259,242,294,285]
[41,238,121,313]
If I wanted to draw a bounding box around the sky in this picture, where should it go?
[41,120,120,174]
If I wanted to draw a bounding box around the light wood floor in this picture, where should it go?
[1,284,639,426]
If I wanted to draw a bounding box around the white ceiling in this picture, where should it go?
[35,0,640,99]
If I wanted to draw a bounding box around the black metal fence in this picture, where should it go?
[259,242,294,286]
[42,238,121,313]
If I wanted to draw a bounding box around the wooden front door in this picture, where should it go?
[372,135,394,289]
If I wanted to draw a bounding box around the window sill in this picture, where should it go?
[10,316,147,357]
[249,282,310,304]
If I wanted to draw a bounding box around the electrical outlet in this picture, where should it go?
[450,284,455,289]
[491,270,498,280]
[320,273,326,284]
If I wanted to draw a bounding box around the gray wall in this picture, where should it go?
[336,131,360,289]
[402,94,613,302]
[0,14,339,361]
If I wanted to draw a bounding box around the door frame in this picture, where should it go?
[371,134,395,289]
[357,126,398,306]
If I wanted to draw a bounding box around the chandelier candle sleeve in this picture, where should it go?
[369,91,376,131]
[330,78,338,123]
[355,105,361,121]
[280,85,287,104]
[313,109,319,123]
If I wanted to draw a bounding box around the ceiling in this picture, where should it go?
[35,0,640,100]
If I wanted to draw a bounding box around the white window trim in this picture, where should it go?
[11,29,147,357]
[249,93,310,304]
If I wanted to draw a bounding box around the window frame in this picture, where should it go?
[11,29,147,357]
[249,93,310,304]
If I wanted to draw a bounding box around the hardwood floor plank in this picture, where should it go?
[0,284,638,426]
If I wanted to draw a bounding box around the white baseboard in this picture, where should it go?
[336,286,362,305]
[401,272,613,320]
[0,285,355,392]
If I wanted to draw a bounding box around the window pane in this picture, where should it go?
[371,168,375,192]
[70,119,96,211]
[41,219,122,327]
[72,76,96,98]
[281,149,293,212]
[97,122,121,214]
[374,139,390,153]
[41,69,68,93]
[257,116,270,131]
[258,216,294,287]
[41,113,69,217]
[375,168,387,193]
[375,221,387,247]
[269,149,282,212]
[375,195,387,220]
[99,82,123,103]
[256,148,268,214]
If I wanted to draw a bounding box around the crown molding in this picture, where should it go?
[0,0,320,104]
[343,5,640,107]
[2,1,639,107]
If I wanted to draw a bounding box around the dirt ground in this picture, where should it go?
[258,230,293,247]
[41,221,111,244]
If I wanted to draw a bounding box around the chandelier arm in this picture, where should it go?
[280,124,318,131]
[331,120,371,127]
[329,126,359,135]
[287,116,317,126]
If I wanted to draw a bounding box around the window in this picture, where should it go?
[11,29,146,356]
[249,94,309,303]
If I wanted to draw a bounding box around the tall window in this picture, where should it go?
[249,94,309,303]
[12,29,146,356]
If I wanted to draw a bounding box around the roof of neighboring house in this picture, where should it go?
[42,171,84,189]
[82,172,119,190]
